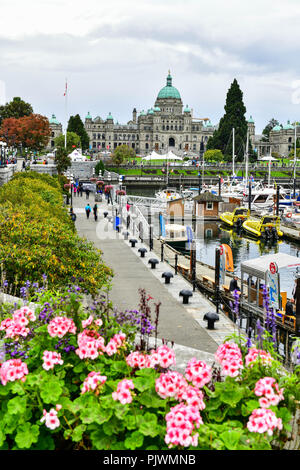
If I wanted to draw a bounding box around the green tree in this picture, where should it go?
[207,79,250,161]
[203,149,224,162]
[112,144,136,166]
[95,160,105,176]
[54,132,81,154]
[0,97,33,125]
[261,118,279,142]
[54,147,71,174]
[67,114,89,151]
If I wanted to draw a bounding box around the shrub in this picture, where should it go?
[0,173,112,296]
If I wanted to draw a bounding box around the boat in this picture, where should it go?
[155,187,182,202]
[242,215,283,240]
[161,224,192,251]
[220,207,250,228]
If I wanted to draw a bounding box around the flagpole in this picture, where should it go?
[64,78,68,149]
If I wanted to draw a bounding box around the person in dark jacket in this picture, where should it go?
[93,204,98,221]
[285,298,295,316]
[85,204,91,219]
[229,276,240,292]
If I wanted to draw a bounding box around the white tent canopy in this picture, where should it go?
[241,253,300,278]
[142,150,183,161]
[68,149,86,161]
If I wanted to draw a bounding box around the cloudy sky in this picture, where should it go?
[1,0,300,133]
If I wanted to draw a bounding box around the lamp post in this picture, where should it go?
[0,142,7,168]
[70,173,74,208]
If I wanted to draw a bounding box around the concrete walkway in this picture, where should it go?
[72,194,237,359]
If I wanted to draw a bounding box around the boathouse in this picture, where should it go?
[193,192,223,219]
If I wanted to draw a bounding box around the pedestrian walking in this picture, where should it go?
[86,189,90,200]
[70,208,77,222]
[74,186,77,197]
[93,204,98,221]
[22,160,26,171]
[85,203,91,219]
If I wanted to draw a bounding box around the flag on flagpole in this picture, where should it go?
[64,80,67,96]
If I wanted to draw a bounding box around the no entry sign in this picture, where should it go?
[269,262,278,275]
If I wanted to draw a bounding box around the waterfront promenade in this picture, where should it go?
[72,194,237,363]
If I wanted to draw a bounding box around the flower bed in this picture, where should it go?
[0,285,299,450]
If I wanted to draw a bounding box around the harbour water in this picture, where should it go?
[126,187,300,298]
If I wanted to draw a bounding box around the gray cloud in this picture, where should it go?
[1,0,300,133]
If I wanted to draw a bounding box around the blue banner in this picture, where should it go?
[159,214,166,237]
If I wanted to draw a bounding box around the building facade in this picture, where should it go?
[249,118,299,158]
[46,114,63,151]
[84,72,217,155]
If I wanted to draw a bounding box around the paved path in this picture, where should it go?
[72,194,237,356]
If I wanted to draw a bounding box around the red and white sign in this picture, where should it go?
[269,262,278,275]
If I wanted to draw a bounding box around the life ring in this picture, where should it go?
[286,212,292,218]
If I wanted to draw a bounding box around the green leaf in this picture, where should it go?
[40,375,63,404]
[132,376,153,392]
[80,405,112,425]
[138,413,159,437]
[217,381,244,407]
[72,425,87,442]
[241,399,259,416]
[7,396,27,415]
[125,431,144,450]
[15,423,39,449]
[139,389,165,408]
[111,361,129,374]
[103,417,125,436]
[90,429,116,450]
[220,430,242,450]
[0,428,6,447]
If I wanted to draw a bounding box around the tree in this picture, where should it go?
[54,132,81,154]
[67,114,89,151]
[112,144,136,166]
[54,147,71,174]
[207,79,250,161]
[203,149,224,162]
[0,97,33,126]
[261,118,279,142]
[95,160,105,176]
[0,114,51,152]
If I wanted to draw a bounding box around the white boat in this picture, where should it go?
[155,188,182,202]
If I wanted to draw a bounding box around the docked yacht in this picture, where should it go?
[155,188,182,202]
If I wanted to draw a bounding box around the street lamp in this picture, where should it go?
[0,141,7,168]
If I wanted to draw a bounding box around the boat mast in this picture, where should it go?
[245,130,249,191]
[293,121,297,181]
[232,127,235,178]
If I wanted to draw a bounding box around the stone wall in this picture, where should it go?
[29,164,58,176]
[70,160,98,179]
[0,164,17,186]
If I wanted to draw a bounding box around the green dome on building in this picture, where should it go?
[139,110,146,116]
[147,108,154,115]
[184,105,191,113]
[49,114,60,125]
[85,111,92,120]
[106,112,113,121]
[154,106,161,112]
[282,120,294,130]
[157,72,181,100]
[272,124,282,132]
[248,115,254,123]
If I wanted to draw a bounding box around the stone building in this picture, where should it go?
[248,117,299,158]
[84,72,217,155]
[46,114,63,152]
